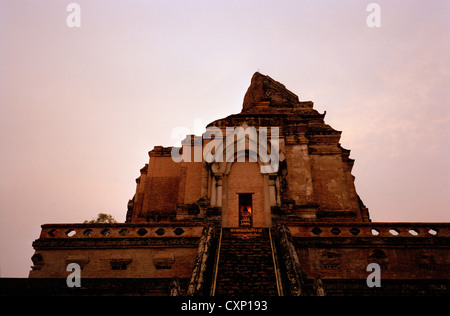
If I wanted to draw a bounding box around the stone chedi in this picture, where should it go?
[28,73,450,296]
[128,72,369,226]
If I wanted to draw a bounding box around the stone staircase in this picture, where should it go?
[213,228,279,296]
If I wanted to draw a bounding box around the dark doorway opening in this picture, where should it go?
[239,193,253,227]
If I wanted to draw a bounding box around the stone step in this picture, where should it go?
[214,229,278,296]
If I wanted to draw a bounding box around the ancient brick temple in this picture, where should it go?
[27,73,450,296]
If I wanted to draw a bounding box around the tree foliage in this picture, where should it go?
[84,213,117,224]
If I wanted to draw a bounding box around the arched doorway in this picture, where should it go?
[224,162,265,227]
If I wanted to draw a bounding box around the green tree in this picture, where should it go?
[84,213,117,224]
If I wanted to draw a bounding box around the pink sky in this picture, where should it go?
[0,0,449,277]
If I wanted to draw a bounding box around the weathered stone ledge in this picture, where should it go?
[38,223,204,239]
[285,222,450,238]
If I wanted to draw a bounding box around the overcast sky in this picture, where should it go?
[0,0,449,277]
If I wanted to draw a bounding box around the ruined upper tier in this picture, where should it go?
[208,72,338,137]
